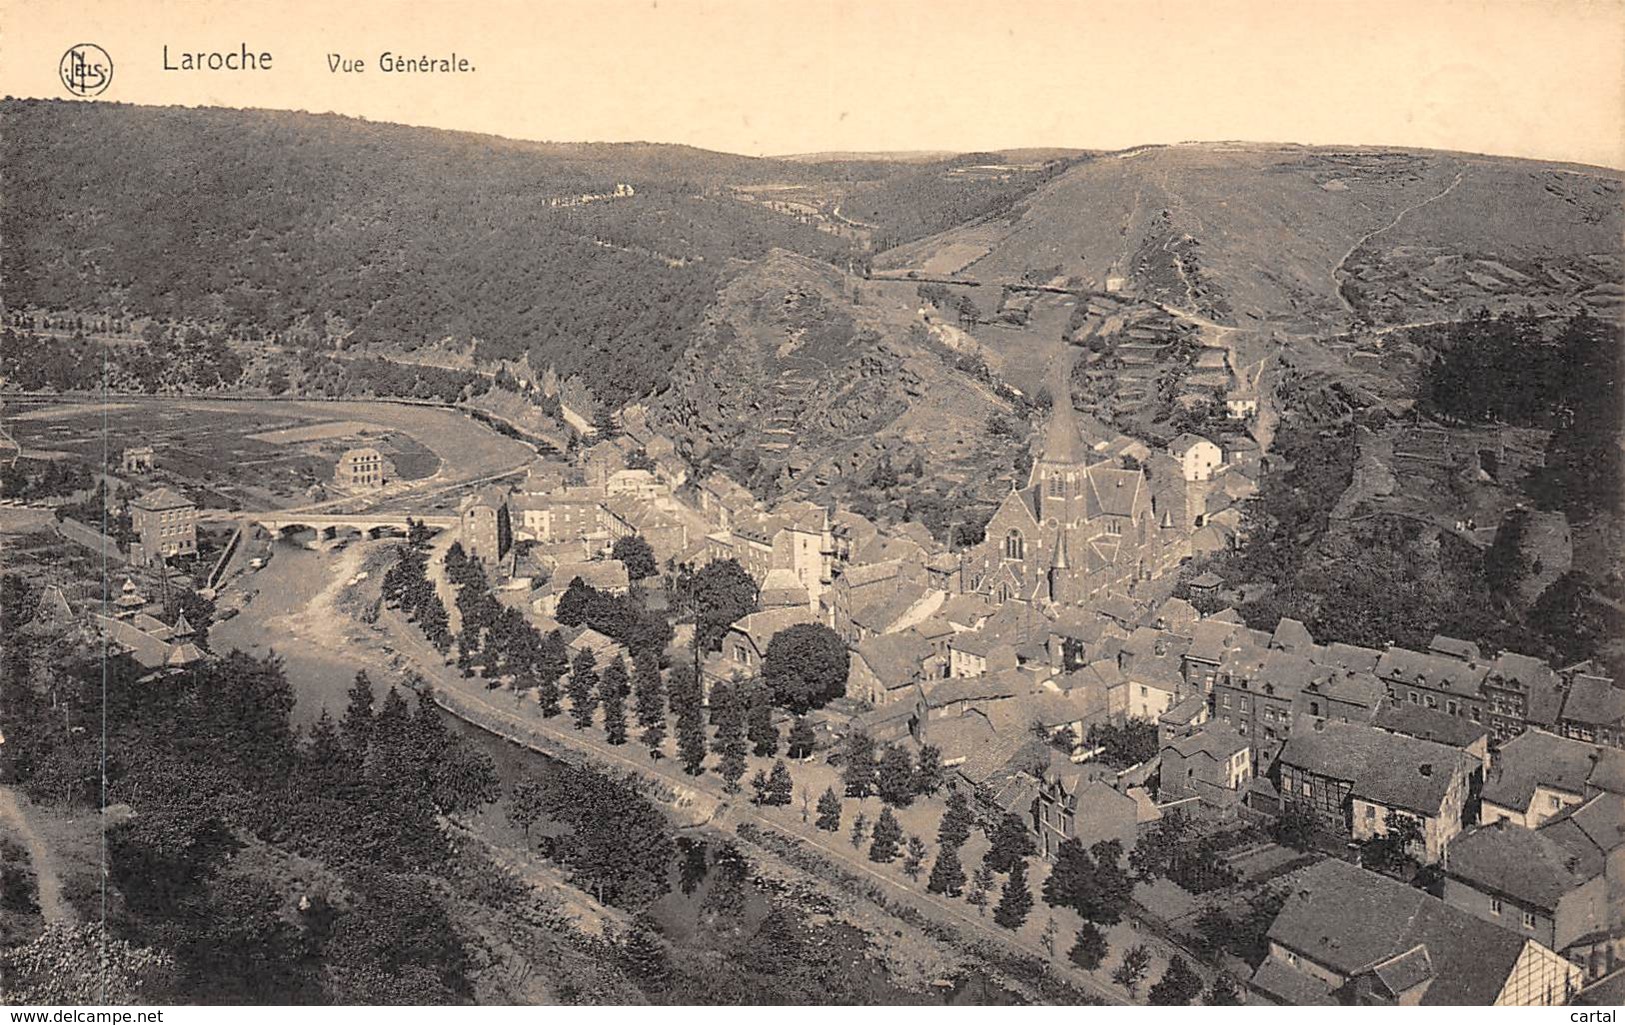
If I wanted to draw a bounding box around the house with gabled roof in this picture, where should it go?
[1160,722,1252,803]
[1480,729,1625,828]
[847,630,935,706]
[1276,719,1474,864]
[1557,673,1625,750]
[1252,858,1581,1005]
[1442,795,1625,983]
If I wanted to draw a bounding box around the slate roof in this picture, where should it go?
[925,672,1026,709]
[841,559,905,588]
[1250,955,1336,1005]
[1270,617,1315,652]
[925,709,999,763]
[1186,619,1243,664]
[1277,720,1467,816]
[1374,646,1490,695]
[1317,642,1384,674]
[1481,730,1625,810]
[1310,669,1386,711]
[1265,858,1531,1005]
[733,607,815,649]
[1150,596,1199,634]
[1165,723,1249,762]
[1446,820,1602,910]
[854,631,933,689]
[1169,432,1216,456]
[940,594,995,628]
[1371,700,1488,750]
[1427,635,1482,662]
[1095,594,1141,626]
[132,487,192,511]
[1159,692,1207,725]
[1561,674,1625,728]
[1543,792,1625,857]
[550,559,630,594]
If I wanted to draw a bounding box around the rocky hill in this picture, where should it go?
[655,250,1023,512]
[875,143,1623,333]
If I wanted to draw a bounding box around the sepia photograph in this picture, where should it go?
[0,0,1622,1011]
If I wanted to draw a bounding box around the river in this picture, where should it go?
[209,540,1020,1004]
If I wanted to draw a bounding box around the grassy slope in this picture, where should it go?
[878,143,1623,333]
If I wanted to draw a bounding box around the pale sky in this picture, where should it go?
[3,0,1623,168]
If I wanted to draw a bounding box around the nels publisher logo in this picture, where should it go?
[60,43,113,97]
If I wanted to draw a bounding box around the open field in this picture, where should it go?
[4,397,532,510]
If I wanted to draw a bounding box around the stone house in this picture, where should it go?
[1442,795,1625,983]
[459,487,513,565]
[1251,858,1582,1005]
[1275,719,1473,865]
[130,487,198,565]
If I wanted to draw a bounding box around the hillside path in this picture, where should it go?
[1332,168,1468,317]
[0,786,71,924]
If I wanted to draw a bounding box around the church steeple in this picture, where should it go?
[1029,350,1091,524]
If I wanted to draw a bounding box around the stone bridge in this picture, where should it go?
[243,511,459,536]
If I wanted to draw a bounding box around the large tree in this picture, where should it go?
[763,622,849,713]
[875,743,916,807]
[600,656,630,745]
[983,812,1036,874]
[567,649,599,730]
[993,858,1034,929]
[633,649,666,756]
[815,787,843,831]
[927,844,966,897]
[869,806,903,863]
[611,534,658,581]
[680,559,759,653]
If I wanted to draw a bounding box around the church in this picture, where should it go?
[964,400,1190,607]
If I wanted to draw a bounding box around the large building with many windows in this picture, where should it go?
[130,487,197,565]
[962,402,1186,608]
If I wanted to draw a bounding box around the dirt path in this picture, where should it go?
[0,786,71,924]
[1332,168,1467,318]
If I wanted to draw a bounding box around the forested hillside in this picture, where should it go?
[0,101,872,405]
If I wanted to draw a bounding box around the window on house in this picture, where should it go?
[1409,691,1419,704]
[1365,804,1376,819]
[1284,951,1298,966]
[1426,695,1438,709]
[1521,910,1536,929]
[1106,518,1123,536]
[1004,530,1024,561]
[1550,795,1562,810]
[1139,685,1148,697]
[1301,780,1312,797]
[1047,476,1065,498]
[1471,707,1481,722]
[1309,701,1320,716]
[1490,898,1502,916]
[1447,700,1458,716]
